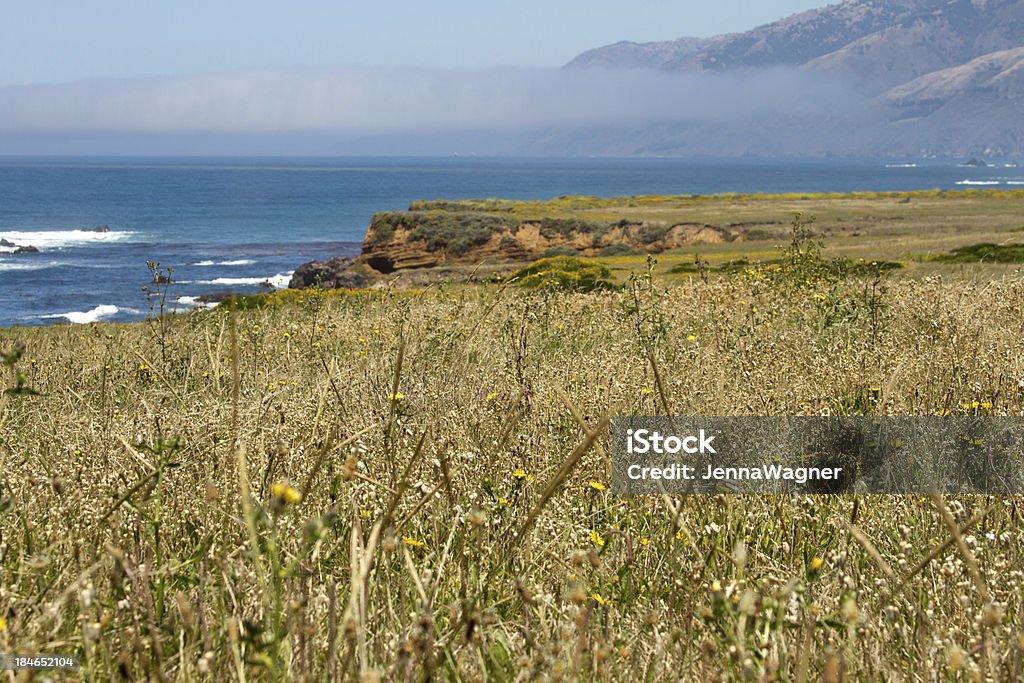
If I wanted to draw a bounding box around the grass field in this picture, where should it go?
[2,197,1024,680]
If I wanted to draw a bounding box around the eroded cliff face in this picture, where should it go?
[357,211,736,274]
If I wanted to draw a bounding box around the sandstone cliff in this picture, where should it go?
[357,209,735,274]
[289,201,739,288]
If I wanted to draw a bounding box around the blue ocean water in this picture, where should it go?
[1,156,1021,327]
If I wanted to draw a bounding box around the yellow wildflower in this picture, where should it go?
[810,556,825,572]
[486,391,500,401]
[512,468,532,481]
[0,615,6,631]
[639,387,653,396]
[402,536,426,548]
[270,482,301,506]
[592,593,608,606]
[589,530,605,547]
[588,480,606,492]
[388,392,405,401]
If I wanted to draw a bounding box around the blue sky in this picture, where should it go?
[2,1,824,85]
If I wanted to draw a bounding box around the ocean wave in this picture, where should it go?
[0,228,135,251]
[1006,181,1024,185]
[955,180,1001,186]
[178,272,292,288]
[885,163,917,168]
[192,259,256,266]
[0,260,62,272]
[40,304,119,324]
[177,296,218,309]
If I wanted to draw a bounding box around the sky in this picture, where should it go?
[1,1,825,85]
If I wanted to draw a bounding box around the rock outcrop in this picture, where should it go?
[289,202,739,289]
[358,213,734,274]
[288,256,371,289]
[1,238,39,254]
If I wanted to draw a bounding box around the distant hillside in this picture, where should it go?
[565,37,707,70]
[558,0,1024,156]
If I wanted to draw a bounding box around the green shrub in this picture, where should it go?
[538,217,606,239]
[408,212,508,255]
[600,243,643,257]
[510,256,616,293]
[935,242,1024,263]
[540,246,580,258]
[637,223,669,243]
[366,213,401,245]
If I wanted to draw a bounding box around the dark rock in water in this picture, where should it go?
[289,256,369,290]
[196,291,235,304]
[258,280,275,290]
[964,158,989,167]
[2,238,40,253]
[82,225,112,233]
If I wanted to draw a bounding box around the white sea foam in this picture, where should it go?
[1006,181,1024,185]
[0,260,61,272]
[0,229,134,251]
[177,296,218,310]
[40,304,119,324]
[192,259,255,266]
[178,272,292,288]
[885,163,917,168]
[955,180,1001,186]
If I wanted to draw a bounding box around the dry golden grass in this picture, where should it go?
[2,267,1024,680]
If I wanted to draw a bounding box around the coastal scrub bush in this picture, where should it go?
[540,245,580,258]
[509,256,616,292]
[935,242,1024,263]
[409,212,508,255]
[637,223,670,244]
[538,217,606,238]
[366,213,400,245]
[599,243,643,257]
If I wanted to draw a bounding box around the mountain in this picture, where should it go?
[565,37,707,70]
[557,0,1024,156]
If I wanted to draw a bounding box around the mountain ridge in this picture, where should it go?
[558,0,1024,156]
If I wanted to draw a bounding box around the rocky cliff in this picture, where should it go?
[289,201,738,288]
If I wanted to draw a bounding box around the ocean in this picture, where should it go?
[1,155,1021,327]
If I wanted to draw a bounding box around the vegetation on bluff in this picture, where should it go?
[934,242,1024,264]
[355,190,1024,281]
[509,256,616,292]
